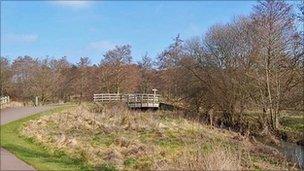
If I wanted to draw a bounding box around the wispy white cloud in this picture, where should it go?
[52,1,91,9]
[184,23,203,37]
[87,40,115,52]
[2,33,39,44]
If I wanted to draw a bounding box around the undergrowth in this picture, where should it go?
[21,104,295,170]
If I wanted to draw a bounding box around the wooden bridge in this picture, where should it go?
[93,93,161,109]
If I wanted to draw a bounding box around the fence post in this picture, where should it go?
[127,95,129,105]
[35,96,39,106]
[152,89,158,107]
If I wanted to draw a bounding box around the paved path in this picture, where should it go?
[1,106,53,125]
[1,106,54,171]
[1,148,35,171]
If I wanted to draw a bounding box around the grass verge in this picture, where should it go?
[0,105,92,171]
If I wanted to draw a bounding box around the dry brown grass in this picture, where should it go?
[156,145,242,170]
[21,104,291,170]
[0,101,24,109]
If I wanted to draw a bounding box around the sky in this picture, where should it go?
[1,0,268,64]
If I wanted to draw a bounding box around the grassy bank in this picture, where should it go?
[0,105,92,170]
[279,111,304,143]
[20,104,294,170]
[242,110,304,144]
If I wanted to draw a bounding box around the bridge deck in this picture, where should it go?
[93,93,161,109]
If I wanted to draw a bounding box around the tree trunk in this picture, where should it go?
[274,70,280,129]
[265,54,274,129]
[209,108,214,126]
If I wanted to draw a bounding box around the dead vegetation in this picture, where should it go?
[21,104,293,170]
[0,101,24,109]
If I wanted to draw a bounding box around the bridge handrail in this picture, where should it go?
[93,93,161,103]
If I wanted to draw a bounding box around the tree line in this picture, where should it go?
[1,1,303,132]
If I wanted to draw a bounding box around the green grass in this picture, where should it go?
[124,157,138,168]
[280,112,304,133]
[243,110,304,135]
[278,112,304,142]
[0,106,93,171]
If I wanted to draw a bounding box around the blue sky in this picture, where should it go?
[1,1,264,64]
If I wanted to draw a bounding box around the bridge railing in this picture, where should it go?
[93,93,123,102]
[93,93,161,103]
[126,94,161,103]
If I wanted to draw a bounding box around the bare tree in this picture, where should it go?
[75,57,92,102]
[138,53,154,93]
[100,45,133,93]
[10,56,39,101]
[0,57,12,96]
[251,0,298,129]
[157,35,185,99]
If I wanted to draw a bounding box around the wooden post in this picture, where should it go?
[152,89,158,107]
[127,94,129,107]
[141,94,143,107]
[35,96,39,106]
